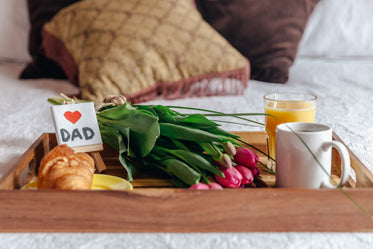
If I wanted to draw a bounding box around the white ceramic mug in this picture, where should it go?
[275,122,351,189]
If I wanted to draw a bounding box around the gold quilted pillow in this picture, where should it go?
[42,0,250,103]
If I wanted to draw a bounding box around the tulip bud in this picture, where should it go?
[190,183,209,189]
[235,165,254,185]
[217,153,233,168]
[215,167,242,188]
[233,147,259,168]
[223,141,236,156]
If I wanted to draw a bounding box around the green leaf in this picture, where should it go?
[150,145,169,159]
[159,123,222,142]
[176,114,220,129]
[47,97,88,105]
[198,142,222,159]
[170,178,189,188]
[153,105,179,123]
[134,105,159,117]
[203,126,240,139]
[119,154,135,182]
[166,149,223,177]
[162,158,200,186]
[97,103,160,157]
[99,124,135,181]
[99,124,122,150]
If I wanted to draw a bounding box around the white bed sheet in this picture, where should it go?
[0,56,373,248]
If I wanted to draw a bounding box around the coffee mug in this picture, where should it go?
[275,122,351,189]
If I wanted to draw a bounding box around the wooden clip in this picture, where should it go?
[90,151,107,173]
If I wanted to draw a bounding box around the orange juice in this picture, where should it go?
[263,93,317,170]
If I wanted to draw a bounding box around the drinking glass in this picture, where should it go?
[263,93,317,170]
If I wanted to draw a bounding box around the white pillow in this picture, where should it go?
[298,0,373,58]
[0,0,31,62]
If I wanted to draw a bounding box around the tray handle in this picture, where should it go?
[0,134,50,189]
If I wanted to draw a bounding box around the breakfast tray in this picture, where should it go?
[1,131,373,233]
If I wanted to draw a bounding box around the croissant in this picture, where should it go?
[38,144,95,190]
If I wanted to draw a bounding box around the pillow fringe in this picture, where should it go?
[42,29,250,104]
[42,29,79,86]
[126,62,250,104]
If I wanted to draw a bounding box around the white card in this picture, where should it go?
[51,102,103,152]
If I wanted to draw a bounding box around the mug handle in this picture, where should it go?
[321,141,351,188]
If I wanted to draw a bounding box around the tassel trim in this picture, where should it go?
[42,29,250,104]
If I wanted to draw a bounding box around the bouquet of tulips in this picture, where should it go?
[190,146,261,189]
[49,95,271,189]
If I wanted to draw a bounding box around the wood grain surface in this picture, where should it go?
[0,132,372,232]
[0,188,372,232]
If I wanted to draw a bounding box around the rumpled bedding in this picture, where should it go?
[0,55,372,249]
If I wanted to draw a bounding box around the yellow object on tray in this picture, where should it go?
[22,174,133,191]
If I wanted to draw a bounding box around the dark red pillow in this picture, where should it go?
[195,0,319,83]
[20,0,81,79]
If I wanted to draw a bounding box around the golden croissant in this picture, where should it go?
[38,144,95,190]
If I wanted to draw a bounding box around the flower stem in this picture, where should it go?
[166,106,266,126]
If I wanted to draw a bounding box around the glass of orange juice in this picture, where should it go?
[263,93,317,170]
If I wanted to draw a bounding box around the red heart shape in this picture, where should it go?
[64,111,82,124]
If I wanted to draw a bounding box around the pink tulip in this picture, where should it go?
[215,167,242,188]
[235,165,254,185]
[234,147,259,168]
[190,183,209,189]
[208,182,223,189]
[249,165,260,178]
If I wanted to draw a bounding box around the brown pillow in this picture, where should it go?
[19,0,81,80]
[41,0,250,103]
[195,0,319,83]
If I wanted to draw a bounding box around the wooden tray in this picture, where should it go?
[0,132,373,233]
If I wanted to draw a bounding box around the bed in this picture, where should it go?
[0,0,373,248]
